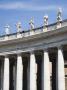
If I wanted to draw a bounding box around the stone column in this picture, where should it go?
[56,47,65,90]
[3,56,9,90]
[16,54,23,90]
[42,50,50,90]
[29,52,37,90]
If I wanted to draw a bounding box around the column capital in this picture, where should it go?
[43,48,48,52]
[4,55,9,58]
[29,50,35,54]
[17,53,22,56]
[57,45,63,50]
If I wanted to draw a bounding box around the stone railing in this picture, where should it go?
[0,19,67,42]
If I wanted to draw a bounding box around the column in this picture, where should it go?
[56,47,65,90]
[1,61,3,90]
[42,50,50,90]
[3,56,9,90]
[16,54,23,90]
[29,52,37,90]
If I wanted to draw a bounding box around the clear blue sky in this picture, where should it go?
[0,0,67,35]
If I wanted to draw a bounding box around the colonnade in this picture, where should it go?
[0,47,65,90]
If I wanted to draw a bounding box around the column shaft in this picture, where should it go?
[16,54,23,90]
[56,48,65,90]
[42,50,50,90]
[3,56,9,90]
[29,52,37,90]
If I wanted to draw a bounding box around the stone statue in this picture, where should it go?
[16,22,22,32]
[57,8,62,22]
[5,24,10,35]
[44,15,48,26]
[29,18,34,29]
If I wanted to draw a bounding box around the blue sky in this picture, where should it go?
[0,0,67,35]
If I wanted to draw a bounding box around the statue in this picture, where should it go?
[16,22,22,32]
[57,8,62,22]
[29,18,34,29]
[44,15,48,26]
[5,24,10,35]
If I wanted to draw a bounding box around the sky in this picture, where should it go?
[0,0,67,35]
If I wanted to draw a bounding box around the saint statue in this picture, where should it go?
[29,18,34,29]
[57,8,62,22]
[44,15,48,26]
[16,22,22,32]
[5,24,10,35]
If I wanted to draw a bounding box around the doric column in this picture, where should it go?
[29,52,37,90]
[3,56,9,90]
[56,47,65,90]
[16,54,23,90]
[42,50,50,90]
